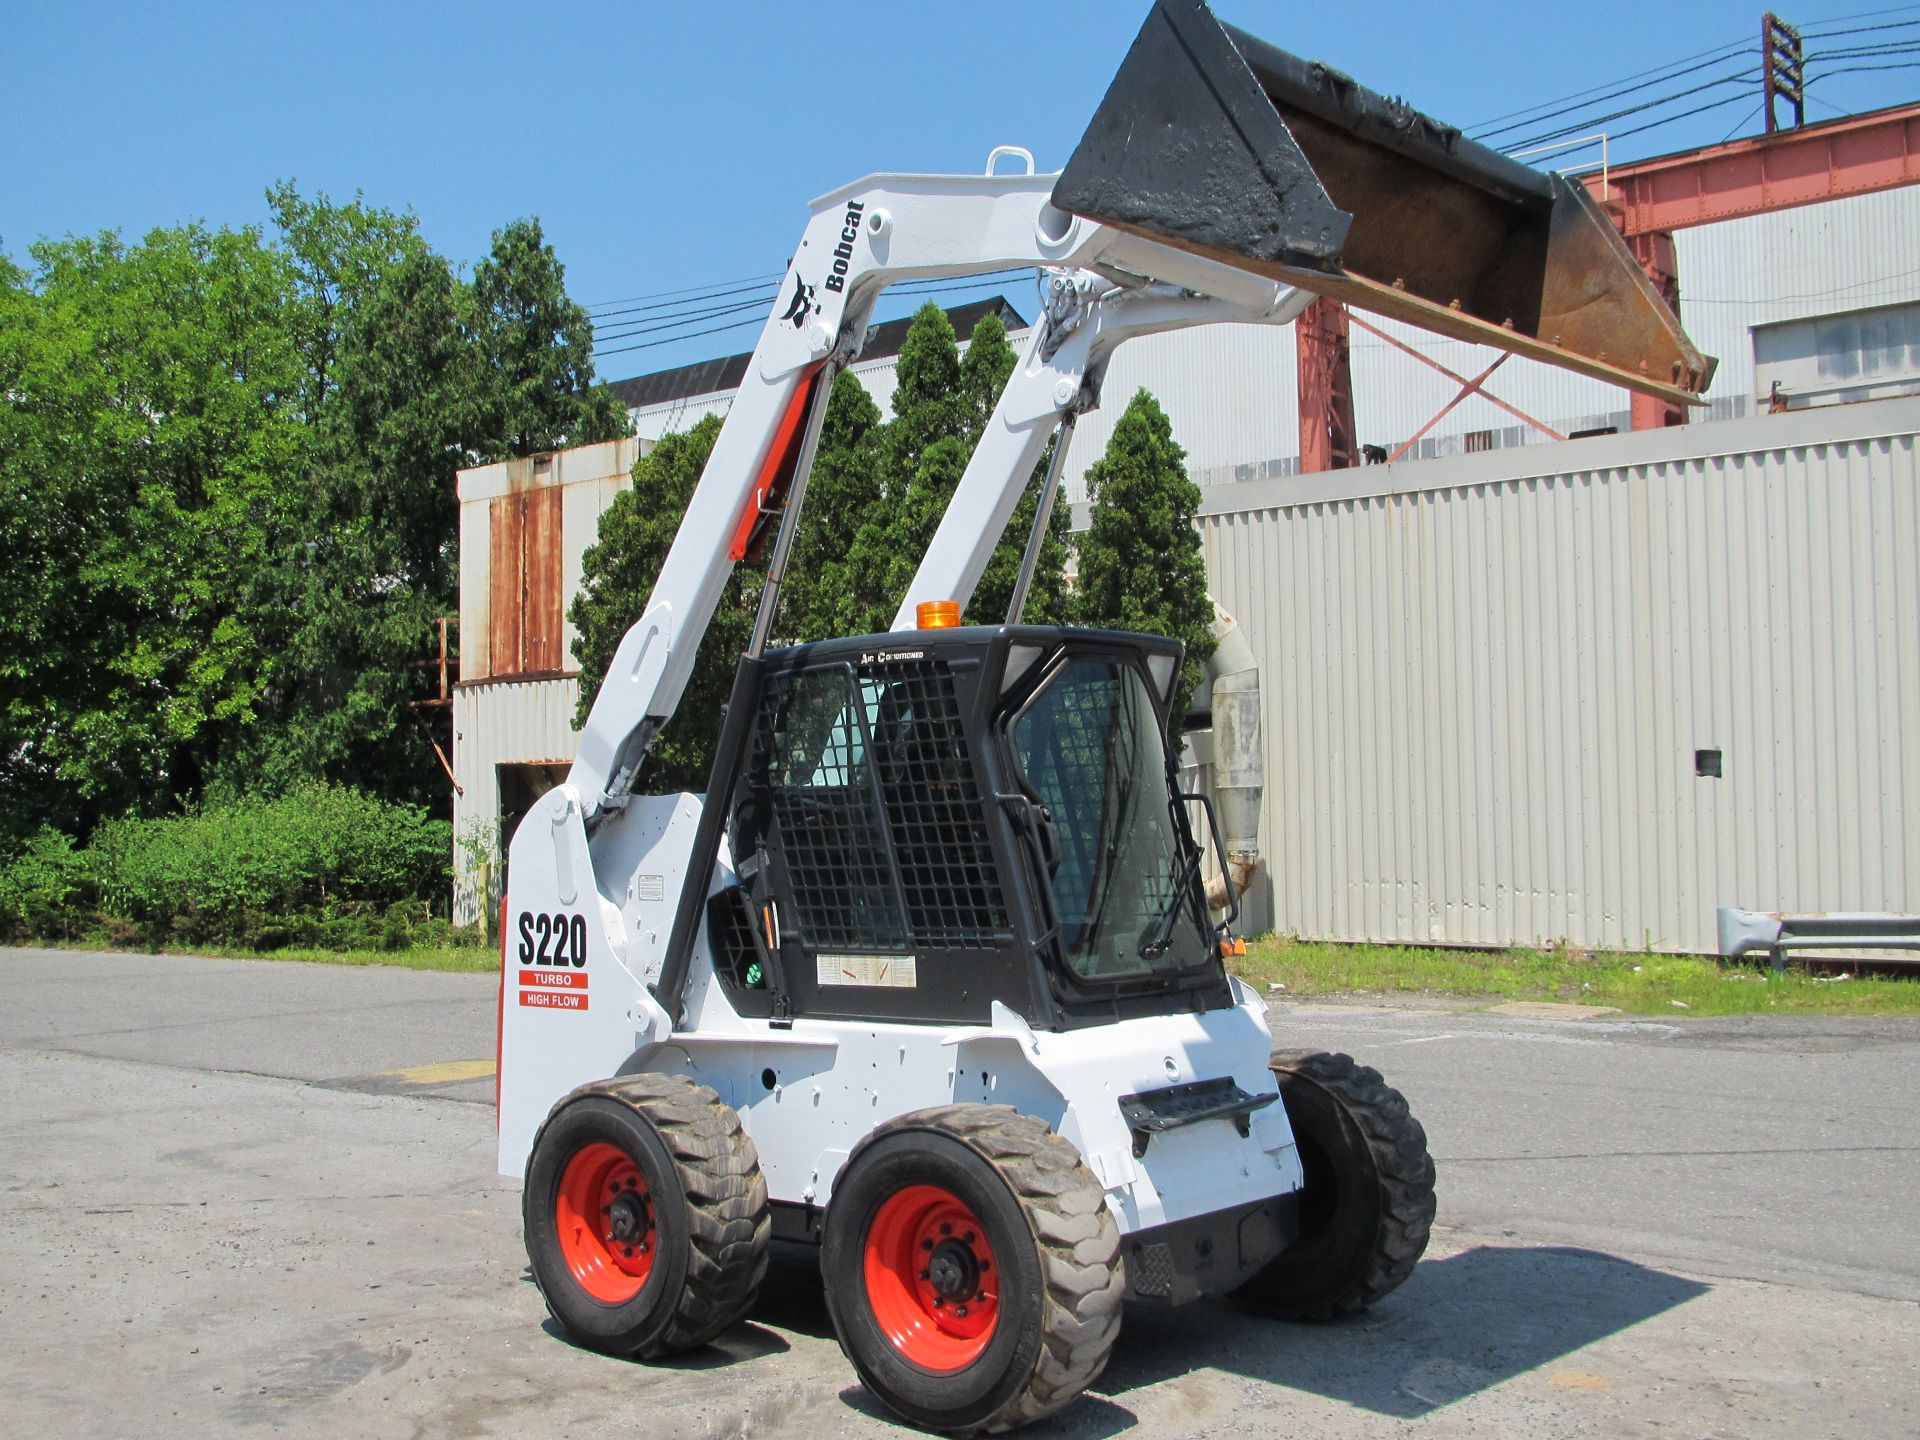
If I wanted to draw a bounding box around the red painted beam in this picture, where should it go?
[1296,296,1357,473]
[1586,101,1920,236]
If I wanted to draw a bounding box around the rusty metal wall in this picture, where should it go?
[1196,397,1920,951]
[457,437,643,684]
[486,487,564,677]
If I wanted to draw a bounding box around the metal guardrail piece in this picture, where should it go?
[1717,907,1920,972]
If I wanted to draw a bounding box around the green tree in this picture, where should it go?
[782,369,887,641]
[969,443,1076,626]
[954,310,1073,626]
[0,224,305,834]
[222,242,477,804]
[266,181,427,422]
[569,416,749,790]
[864,303,1070,626]
[1076,390,1215,734]
[468,218,629,461]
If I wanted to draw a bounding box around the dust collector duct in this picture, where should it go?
[1202,600,1262,909]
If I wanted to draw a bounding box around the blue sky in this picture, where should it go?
[8,1,1917,381]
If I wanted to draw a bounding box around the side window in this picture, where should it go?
[1012,659,1201,980]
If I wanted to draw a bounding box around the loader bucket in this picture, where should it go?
[1056,0,1716,404]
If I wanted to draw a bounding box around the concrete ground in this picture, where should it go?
[1,947,1916,1439]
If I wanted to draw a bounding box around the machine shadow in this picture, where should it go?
[743,1240,839,1340]
[1100,1244,1709,1419]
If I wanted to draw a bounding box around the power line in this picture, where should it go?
[1474,46,1758,143]
[593,315,768,359]
[1471,8,1920,161]
[589,280,780,323]
[582,269,783,313]
[1801,14,1920,40]
[1600,89,1764,144]
[1719,100,1766,142]
[589,267,1036,345]
[1801,2,1920,22]
[1467,36,1755,134]
[591,295,781,343]
[1807,56,1920,78]
[1502,66,1761,152]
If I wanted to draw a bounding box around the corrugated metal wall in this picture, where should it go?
[451,676,581,923]
[1198,397,1920,952]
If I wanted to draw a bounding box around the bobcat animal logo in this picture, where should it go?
[780,273,817,329]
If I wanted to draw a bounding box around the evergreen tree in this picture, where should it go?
[468,218,630,461]
[958,310,1017,433]
[884,303,967,480]
[969,442,1076,626]
[781,369,887,641]
[569,416,748,790]
[1076,390,1215,734]
[859,303,1071,627]
[954,309,1073,626]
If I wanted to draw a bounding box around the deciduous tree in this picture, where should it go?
[0,224,305,834]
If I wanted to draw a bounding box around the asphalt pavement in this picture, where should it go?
[2,947,1916,1439]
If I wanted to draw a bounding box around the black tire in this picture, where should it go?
[1233,1050,1435,1321]
[523,1073,769,1358]
[822,1105,1123,1435]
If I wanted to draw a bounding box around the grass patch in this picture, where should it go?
[30,937,498,973]
[1235,936,1920,1017]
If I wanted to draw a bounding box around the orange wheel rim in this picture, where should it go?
[863,1184,999,1371]
[555,1141,655,1303]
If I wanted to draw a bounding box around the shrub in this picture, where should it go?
[0,829,92,941]
[90,783,450,935]
[0,784,459,951]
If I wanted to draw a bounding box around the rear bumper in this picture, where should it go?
[1121,1192,1299,1306]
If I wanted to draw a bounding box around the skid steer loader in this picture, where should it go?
[496,3,1712,1431]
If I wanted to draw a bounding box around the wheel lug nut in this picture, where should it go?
[939,1222,952,1236]
[919,1270,930,1281]
[623,1246,634,1258]
[921,1238,933,1251]
[956,1306,968,1318]
[963,1231,974,1243]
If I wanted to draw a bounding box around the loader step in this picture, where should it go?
[1119,1076,1276,1156]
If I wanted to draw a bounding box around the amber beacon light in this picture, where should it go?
[916,600,962,629]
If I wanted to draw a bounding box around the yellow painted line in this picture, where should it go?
[379,1059,497,1086]
[1548,1371,1612,1391]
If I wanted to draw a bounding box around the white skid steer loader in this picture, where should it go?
[495,3,1712,1431]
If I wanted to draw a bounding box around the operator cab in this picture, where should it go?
[709,625,1235,1030]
